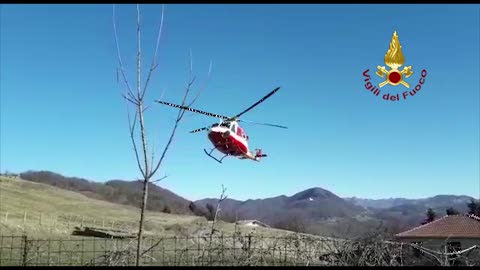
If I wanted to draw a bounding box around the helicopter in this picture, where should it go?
[155,87,287,163]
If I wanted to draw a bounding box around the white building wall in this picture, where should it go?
[397,237,480,252]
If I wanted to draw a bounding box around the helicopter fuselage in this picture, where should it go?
[207,121,249,157]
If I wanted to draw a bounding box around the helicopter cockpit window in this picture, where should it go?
[231,124,236,133]
[220,122,230,128]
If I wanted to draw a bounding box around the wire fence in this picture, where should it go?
[1,234,479,266]
[1,210,136,233]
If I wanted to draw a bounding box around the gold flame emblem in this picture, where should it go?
[376,31,413,88]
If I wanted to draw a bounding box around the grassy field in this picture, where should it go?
[0,176,343,266]
[0,176,327,240]
[1,177,450,266]
[0,176,200,238]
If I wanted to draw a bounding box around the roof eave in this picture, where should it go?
[395,235,480,239]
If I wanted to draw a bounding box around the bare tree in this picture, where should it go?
[112,4,211,266]
[199,185,227,264]
[210,184,228,235]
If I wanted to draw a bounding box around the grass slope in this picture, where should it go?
[0,176,325,240]
[0,176,204,238]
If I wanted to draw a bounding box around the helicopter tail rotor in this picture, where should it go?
[255,149,267,158]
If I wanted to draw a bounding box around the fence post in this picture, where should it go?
[22,235,28,266]
[221,233,224,265]
[174,236,177,266]
[233,234,236,262]
[23,211,27,234]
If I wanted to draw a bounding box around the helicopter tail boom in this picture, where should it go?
[243,149,267,161]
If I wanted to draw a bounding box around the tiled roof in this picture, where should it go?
[395,214,480,239]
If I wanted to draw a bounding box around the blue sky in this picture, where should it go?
[1,4,479,201]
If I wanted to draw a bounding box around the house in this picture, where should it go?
[394,214,480,252]
[236,219,271,228]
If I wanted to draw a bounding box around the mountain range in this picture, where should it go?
[196,188,367,227]
[14,170,478,238]
[345,196,473,210]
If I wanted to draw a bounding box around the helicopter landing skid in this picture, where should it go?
[204,148,228,164]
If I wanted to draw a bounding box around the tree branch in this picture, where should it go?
[140,239,164,257]
[212,184,228,228]
[151,174,168,183]
[142,104,150,113]
[187,59,213,108]
[149,134,156,176]
[125,99,145,177]
[148,52,197,179]
[136,4,142,100]
[122,93,139,106]
[135,3,150,179]
[141,4,165,101]
[112,4,136,102]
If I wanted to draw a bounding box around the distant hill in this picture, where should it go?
[196,187,374,237]
[345,195,475,229]
[345,196,474,210]
[344,197,415,209]
[197,187,366,222]
[197,190,477,238]
[15,170,477,238]
[18,170,207,216]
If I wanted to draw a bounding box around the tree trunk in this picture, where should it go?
[135,103,150,266]
[136,177,149,266]
[112,4,200,267]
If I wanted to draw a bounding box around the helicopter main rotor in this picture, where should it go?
[154,86,287,133]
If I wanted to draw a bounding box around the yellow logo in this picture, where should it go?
[375,31,413,88]
[361,31,428,102]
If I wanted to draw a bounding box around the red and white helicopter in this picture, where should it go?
[155,87,287,163]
